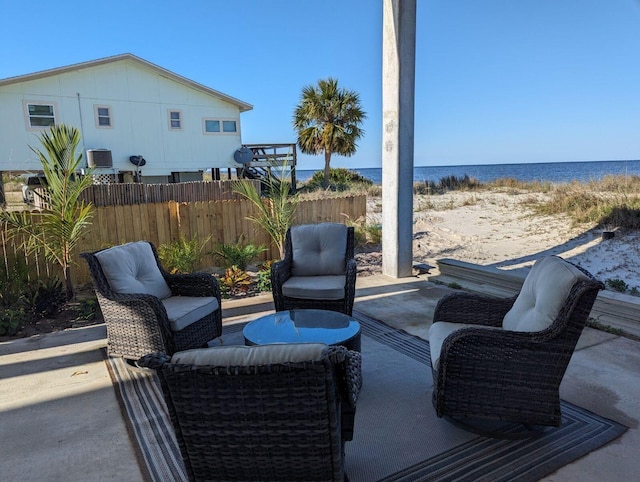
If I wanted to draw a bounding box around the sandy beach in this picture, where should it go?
[365,189,640,291]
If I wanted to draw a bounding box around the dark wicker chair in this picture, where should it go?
[272,223,357,315]
[81,241,222,361]
[429,256,604,431]
[138,343,362,482]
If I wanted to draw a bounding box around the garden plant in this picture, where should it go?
[0,124,94,300]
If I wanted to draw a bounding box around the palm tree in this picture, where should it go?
[232,166,298,260]
[0,124,94,299]
[293,77,366,188]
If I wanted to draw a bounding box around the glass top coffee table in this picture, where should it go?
[243,309,361,352]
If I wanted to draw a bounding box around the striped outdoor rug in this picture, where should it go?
[105,310,627,482]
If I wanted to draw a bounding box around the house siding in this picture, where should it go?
[0,57,248,177]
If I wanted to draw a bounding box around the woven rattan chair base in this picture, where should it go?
[444,415,546,440]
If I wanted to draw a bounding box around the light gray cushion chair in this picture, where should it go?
[81,241,222,361]
[429,255,604,431]
[271,223,357,315]
[138,343,362,481]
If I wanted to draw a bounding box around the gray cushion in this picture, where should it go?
[291,223,347,276]
[282,275,346,300]
[170,343,327,366]
[95,241,172,300]
[502,256,590,332]
[162,296,219,332]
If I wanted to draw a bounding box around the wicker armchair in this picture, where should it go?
[81,241,222,361]
[429,256,604,430]
[272,223,357,315]
[138,343,362,482]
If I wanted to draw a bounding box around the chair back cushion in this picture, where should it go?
[171,343,327,366]
[502,256,591,332]
[291,223,347,276]
[95,241,172,300]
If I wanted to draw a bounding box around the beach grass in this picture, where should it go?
[534,175,640,228]
[301,171,640,229]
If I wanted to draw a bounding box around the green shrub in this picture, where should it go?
[74,297,100,321]
[413,180,437,195]
[158,235,211,273]
[256,261,273,292]
[213,237,266,270]
[437,174,480,191]
[303,168,373,192]
[20,277,66,321]
[448,282,463,290]
[343,216,382,247]
[0,308,23,336]
[413,175,479,195]
[363,223,382,245]
[605,278,628,293]
[0,258,31,308]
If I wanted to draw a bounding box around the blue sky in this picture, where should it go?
[1,1,639,170]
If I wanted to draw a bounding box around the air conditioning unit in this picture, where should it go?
[87,149,113,168]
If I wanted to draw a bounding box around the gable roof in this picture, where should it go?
[0,53,253,112]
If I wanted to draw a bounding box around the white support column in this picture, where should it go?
[382,0,417,278]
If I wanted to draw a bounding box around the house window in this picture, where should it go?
[94,105,112,128]
[222,120,237,133]
[168,110,182,130]
[25,102,56,128]
[203,118,239,135]
[204,119,220,133]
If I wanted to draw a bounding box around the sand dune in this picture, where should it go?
[366,190,640,290]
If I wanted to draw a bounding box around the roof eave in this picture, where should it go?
[0,53,253,112]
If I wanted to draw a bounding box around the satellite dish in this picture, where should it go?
[129,155,146,167]
[233,147,254,164]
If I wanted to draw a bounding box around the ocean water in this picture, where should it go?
[296,159,640,185]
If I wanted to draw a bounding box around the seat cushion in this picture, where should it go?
[171,343,327,366]
[428,321,501,368]
[162,296,219,332]
[95,241,172,300]
[291,223,347,276]
[282,275,346,300]
[502,256,591,332]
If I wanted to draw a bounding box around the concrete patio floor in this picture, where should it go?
[1,272,638,481]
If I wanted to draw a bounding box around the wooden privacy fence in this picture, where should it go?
[1,194,367,286]
[78,180,261,206]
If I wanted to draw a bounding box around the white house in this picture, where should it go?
[0,53,253,183]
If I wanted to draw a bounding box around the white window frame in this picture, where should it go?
[23,101,57,130]
[168,110,183,130]
[202,118,239,135]
[94,105,113,128]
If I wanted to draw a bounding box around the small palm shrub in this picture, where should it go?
[213,237,266,270]
[232,165,298,260]
[158,235,211,274]
[219,266,252,297]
